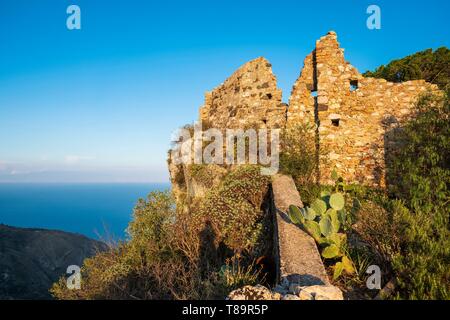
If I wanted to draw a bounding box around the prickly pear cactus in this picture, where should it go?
[288,170,361,280]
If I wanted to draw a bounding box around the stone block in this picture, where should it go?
[271,175,330,287]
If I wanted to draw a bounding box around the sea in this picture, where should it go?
[0,183,170,241]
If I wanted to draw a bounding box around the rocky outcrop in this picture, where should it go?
[0,224,107,299]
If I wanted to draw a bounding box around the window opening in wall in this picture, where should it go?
[331,119,340,127]
[350,80,358,92]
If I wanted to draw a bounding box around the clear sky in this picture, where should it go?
[0,0,449,183]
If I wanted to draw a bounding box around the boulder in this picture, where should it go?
[227,285,281,300]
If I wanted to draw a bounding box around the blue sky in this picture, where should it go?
[0,0,449,182]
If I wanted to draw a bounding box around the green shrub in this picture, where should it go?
[353,92,450,299]
[387,91,449,299]
[52,168,271,300]
[218,256,263,292]
[388,91,449,214]
[391,201,449,300]
[296,182,322,207]
[364,47,450,90]
[280,123,318,184]
[354,199,402,267]
[198,165,271,255]
[289,171,358,280]
[188,164,215,188]
[51,191,225,300]
[356,196,449,300]
[173,165,186,187]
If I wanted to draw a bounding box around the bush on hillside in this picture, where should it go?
[52,165,272,300]
[51,191,212,300]
[386,91,449,299]
[388,91,449,213]
[197,165,271,256]
[279,122,329,205]
[353,91,449,299]
[364,47,450,90]
[280,122,317,183]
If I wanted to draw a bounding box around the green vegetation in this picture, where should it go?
[52,49,449,300]
[286,88,449,299]
[280,122,317,182]
[342,91,448,299]
[197,165,271,254]
[364,47,450,90]
[280,122,324,204]
[173,165,186,187]
[52,165,271,300]
[52,191,210,299]
[219,256,263,289]
[288,171,357,280]
[188,164,228,189]
[188,164,215,187]
[354,189,449,300]
[385,91,449,299]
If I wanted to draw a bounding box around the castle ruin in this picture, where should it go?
[195,31,440,188]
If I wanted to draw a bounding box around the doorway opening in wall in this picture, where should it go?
[350,80,358,92]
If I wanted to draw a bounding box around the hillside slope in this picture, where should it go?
[0,224,106,299]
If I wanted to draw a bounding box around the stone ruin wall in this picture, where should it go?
[169,57,287,208]
[288,32,440,186]
[171,31,440,192]
[287,52,316,126]
[199,57,287,129]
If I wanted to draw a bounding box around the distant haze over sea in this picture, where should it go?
[0,183,170,240]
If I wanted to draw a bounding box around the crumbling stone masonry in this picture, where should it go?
[199,57,287,129]
[288,31,440,186]
[174,31,441,193]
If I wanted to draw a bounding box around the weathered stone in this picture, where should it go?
[318,96,329,104]
[298,285,344,300]
[271,175,330,286]
[287,31,440,187]
[0,225,107,299]
[228,283,343,301]
[281,294,301,300]
[199,57,286,129]
[298,290,314,300]
[227,285,281,300]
